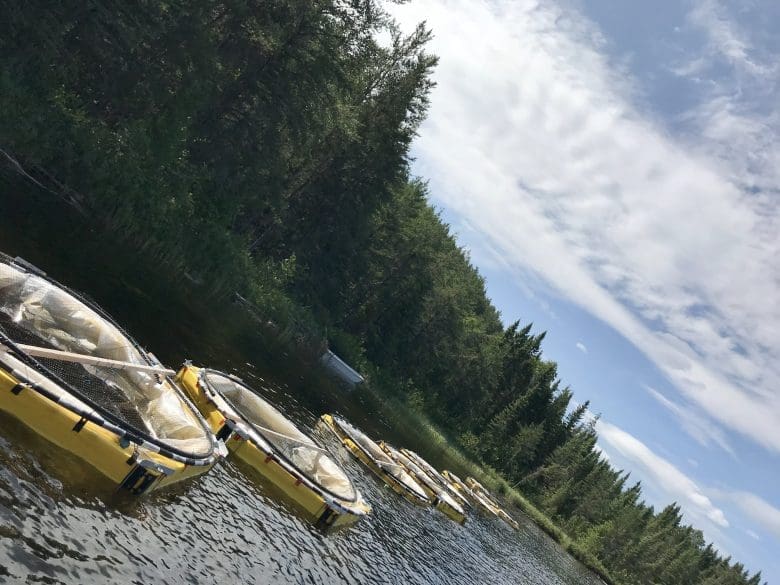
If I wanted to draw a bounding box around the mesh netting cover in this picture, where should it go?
[332,417,429,501]
[389,446,433,488]
[384,443,449,504]
[0,261,212,456]
[403,450,440,481]
[405,451,469,507]
[203,371,356,502]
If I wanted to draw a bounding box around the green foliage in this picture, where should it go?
[457,431,481,454]
[0,2,764,584]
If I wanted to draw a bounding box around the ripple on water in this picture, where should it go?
[0,367,604,585]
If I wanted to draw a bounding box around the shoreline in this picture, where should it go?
[346,381,617,585]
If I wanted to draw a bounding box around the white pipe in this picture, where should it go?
[0,343,176,376]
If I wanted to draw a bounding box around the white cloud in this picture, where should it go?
[575,341,588,354]
[687,0,773,77]
[678,1,780,199]
[598,421,780,565]
[721,491,780,541]
[645,386,735,456]
[597,420,730,532]
[391,0,780,454]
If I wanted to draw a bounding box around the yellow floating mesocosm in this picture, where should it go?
[400,449,472,513]
[380,442,467,525]
[0,255,221,495]
[442,470,500,517]
[318,414,430,507]
[177,366,370,529]
[465,476,520,530]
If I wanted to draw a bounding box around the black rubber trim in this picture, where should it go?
[215,422,233,442]
[119,465,146,492]
[12,256,46,277]
[315,506,336,530]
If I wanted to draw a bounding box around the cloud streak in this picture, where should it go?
[597,420,729,530]
[391,0,780,453]
[597,419,780,560]
[720,490,780,541]
[688,0,773,77]
[645,386,735,456]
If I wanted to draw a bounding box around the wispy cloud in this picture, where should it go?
[645,386,735,456]
[719,490,780,541]
[575,341,588,354]
[391,0,780,455]
[677,1,780,195]
[687,0,773,77]
[597,420,730,532]
[598,419,780,560]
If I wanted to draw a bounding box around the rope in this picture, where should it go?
[248,422,330,455]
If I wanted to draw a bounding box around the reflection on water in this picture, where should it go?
[0,435,603,584]
[0,179,603,584]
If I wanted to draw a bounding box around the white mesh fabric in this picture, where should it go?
[206,372,356,501]
[334,418,429,501]
[290,447,355,501]
[438,491,465,515]
[0,262,212,455]
[382,444,434,501]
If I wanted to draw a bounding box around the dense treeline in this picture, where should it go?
[0,2,764,583]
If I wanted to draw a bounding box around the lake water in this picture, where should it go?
[0,177,604,584]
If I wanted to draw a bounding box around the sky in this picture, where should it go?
[391,0,779,581]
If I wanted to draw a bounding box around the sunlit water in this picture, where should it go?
[0,179,604,584]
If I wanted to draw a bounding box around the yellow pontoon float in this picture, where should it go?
[442,470,500,517]
[496,508,521,530]
[318,414,430,507]
[380,442,466,525]
[466,476,520,529]
[177,366,369,529]
[0,255,222,495]
[400,448,472,513]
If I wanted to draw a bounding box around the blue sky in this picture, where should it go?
[392,0,779,581]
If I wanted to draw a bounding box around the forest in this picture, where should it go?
[0,1,765,584]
